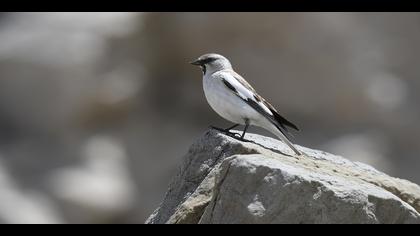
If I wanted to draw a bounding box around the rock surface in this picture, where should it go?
[146,129,420,224]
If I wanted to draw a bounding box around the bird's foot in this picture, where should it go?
[209,125,242,138]
[239,137,251,142]
[229,132,251,142]
[209,125,237,134]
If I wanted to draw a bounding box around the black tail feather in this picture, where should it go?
[270,108,299,131]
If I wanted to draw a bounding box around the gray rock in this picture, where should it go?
[146,129,420,224]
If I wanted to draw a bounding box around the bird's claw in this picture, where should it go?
[210,125,239,136]
[209,125,250,142]
[230,132,242,138]
[226,132,249,142]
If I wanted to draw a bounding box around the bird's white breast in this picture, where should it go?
[203,72,263,125]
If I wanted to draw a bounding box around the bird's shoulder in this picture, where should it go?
[215,69,257,94]
[217,69,275,108]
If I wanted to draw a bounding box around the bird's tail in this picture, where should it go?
[270,124,302,156]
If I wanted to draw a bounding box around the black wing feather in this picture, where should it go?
[222,79,238,94]
[221,78,298,138]
[269,108,299,131]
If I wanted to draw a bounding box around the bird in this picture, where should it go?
[190,53,302,156]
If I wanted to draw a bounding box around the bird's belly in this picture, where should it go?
[203,78,260,125]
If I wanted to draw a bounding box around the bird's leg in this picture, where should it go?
[240,120,250,141]
[210,124,239,132]
[210,124,241,137]
[224,124,240,132]
[225,124,242,138]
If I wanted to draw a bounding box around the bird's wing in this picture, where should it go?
[218,70,273,116]
[218,70,299,134]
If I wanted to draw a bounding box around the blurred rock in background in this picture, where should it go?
[0,12,419,223]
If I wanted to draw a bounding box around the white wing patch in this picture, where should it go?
[256,100,273,116]
[218,71,273,116]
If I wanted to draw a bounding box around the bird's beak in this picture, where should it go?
[189,59,202,66]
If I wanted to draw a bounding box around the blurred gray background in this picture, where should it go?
[0,12,419,223]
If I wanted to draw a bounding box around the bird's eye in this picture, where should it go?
[201,57,217,64]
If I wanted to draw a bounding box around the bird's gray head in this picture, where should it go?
[190,53,232,75]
